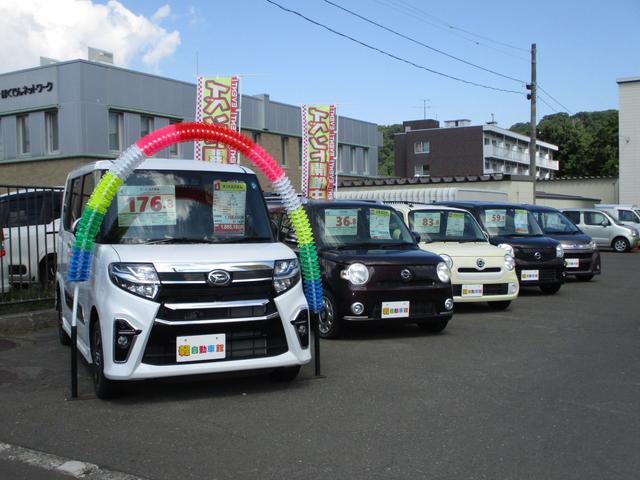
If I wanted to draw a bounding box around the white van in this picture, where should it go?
[57,160,310,398]
[594,204,640,231]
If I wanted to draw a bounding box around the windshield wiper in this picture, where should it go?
[143,238,217,244]
[378,242,415,248]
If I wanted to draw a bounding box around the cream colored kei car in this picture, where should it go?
[390,203,519,310]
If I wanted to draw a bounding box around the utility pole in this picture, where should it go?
[527,43,537,204]
[422,99,431,119]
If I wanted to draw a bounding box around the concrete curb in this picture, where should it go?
[0,309,55,334]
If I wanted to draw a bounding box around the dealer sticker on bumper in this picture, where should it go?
[382,301,410,318]
[566,258,579,268]
[521,270,539,281]
[461,284,483,297]
[176,334,226,362]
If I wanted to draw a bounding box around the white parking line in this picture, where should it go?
[0,442,149,479]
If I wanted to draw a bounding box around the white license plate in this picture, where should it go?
[461,284,483,297]
[176,334,226,362]
[566,258,579,268]
[381,301,410,318]
[521,270,539,281]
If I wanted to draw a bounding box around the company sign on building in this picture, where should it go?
[301,104,337,199]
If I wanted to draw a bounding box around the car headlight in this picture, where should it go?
[588,240,597,250]
[497,243,514,257]
[439,254,453,269]
[504,254,515,271]
[273,258,300,294]
[630,229,638,237]
[556,244,564,258]
[109,263,160,300]
[436,261,451,283]
[340,262,370,285]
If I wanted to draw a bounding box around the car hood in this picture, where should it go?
[109,242,296,266]
[320,245,443,266]
[419,241,505,258]
[489,235,559,248]
[544,232,593,246]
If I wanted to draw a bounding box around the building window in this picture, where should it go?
[350,147,356,172]
[17,115,30,155]
[281,136,288,166]
[108,111,123,151]
[141,115,154,138]
[414,141,430,154]
[45,111,59,154]
[414,164,430,177]
[363,148,369,175]
[169,119,180,156]
[484,137,490,145]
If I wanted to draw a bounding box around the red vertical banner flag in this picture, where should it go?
[195,76,241,163]
[301,105,337,199]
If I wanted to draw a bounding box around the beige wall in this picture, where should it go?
[537,178,618,204]
[619,80,640,205]
[536,198,596,209]
[0,157,98,186]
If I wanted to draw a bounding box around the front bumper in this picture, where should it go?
[334,282,454,322]
[451,266,519,303]
[99,282,311,381]
[515,258,566,287]
[563,249,601,277]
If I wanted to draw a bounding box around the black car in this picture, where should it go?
[269,199,454,338]
[439,201,566,294]
[523,204,601,281]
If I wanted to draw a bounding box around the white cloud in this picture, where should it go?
[0,0,180,73]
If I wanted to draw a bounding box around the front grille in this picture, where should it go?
[457,267,501,273]
[142,317,288,365]
[158,282,274,303]
[370,264,438,288]
[539,268,558,283]
[565,254,592,272]
[453,283,508,296]
[157,301,276,322]
[516,247,556,261]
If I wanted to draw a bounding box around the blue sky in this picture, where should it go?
[4,0,640,128]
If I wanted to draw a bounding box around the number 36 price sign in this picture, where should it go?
[116,185,177,227]
[325,209,358,236]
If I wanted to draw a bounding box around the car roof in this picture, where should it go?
[519,204,560,212]
[66,158,253,180]
[306,199,387,208]
[385,202,470,214]
[438,201,531,210]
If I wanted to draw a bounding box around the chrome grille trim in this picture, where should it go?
[163,299,270,310]
[154,312,279,326]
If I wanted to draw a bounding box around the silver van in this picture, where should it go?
[562,208,639,252]
[594,204,640,231]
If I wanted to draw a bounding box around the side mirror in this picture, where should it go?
[411,231,421,243]
[483,230,490,241]
[72,218,82,235]
[600,220,609,227]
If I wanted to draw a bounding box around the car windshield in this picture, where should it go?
[408,209,486,242]
[532,211,580,234]
[313,205,415,249]
[477,207,543,237]
[98,170,273,244]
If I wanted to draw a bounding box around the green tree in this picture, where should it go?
[510,110,618,177]
[378,124,403,176]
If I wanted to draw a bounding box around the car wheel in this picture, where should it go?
[417,318,449,333]
[269,365,301,382]
[319,291,342,339]
[576,274,594,282]
[56,293,70,346]
[539,283,562,294]
[91,320,120,399]
[39,254,56,287]
[488,300,511,311]
[612,237,630,253]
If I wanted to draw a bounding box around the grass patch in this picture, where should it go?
[0,285,55,315]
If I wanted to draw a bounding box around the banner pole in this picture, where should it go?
[313,311,321,376]
[70,283,79,399]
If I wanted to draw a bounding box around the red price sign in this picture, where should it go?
[335,215,357,227]
[421,217,435,227]
[127,195,174,213]
[117,186,177,227]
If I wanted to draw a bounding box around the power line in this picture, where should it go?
[537,93,560,114]
[266,0,524,95]
[322,0,526,85]
[538,84,574,114]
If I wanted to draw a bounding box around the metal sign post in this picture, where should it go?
[313,311,321,377]
[70,284,79,399]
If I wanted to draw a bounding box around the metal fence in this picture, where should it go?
[0,185,64,306]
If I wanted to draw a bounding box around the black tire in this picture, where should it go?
[91,320,120,399]
[269,365,301,382]
[56,292,70,346]
[488,300,511,311]
[612,237,630,253]
[417,318,449,334]
[319,291,342,339]
[38,254,57,288]
[539,283,562,294]
[576,274,594,282]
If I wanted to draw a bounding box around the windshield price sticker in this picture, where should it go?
[370,208,391,239]
[521,270,539,281]
[212,180,246,235]
[446,212,465,237]
[514,209,529,234]
[325,209,358,236]
[413,211,441,233]
[176,334,226,362]
[462,284,483,297]
[116,185,177,227]
[485,209,507,228]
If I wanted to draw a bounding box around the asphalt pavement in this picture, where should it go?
[0,251,638,480]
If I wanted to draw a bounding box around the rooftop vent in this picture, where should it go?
[88,47,114,65]
[444,119,471,128]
